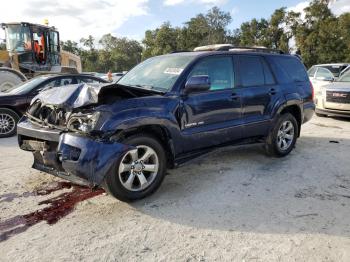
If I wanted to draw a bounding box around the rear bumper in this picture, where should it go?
[303,102,315,124]
[316,108,350,118]
[17,117,133,186]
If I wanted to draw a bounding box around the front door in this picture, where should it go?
[180,55,242,152]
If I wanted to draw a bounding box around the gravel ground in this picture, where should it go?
[0,116,350,262]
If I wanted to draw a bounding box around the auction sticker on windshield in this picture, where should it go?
[164,68,184,75]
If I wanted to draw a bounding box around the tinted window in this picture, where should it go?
[189,56,234,90]
[41,77,76,89]
[273,57,308,82]
[78,77,104,84]
[261,58,275,85]
[239,56,265,87]
[315,68,334,79]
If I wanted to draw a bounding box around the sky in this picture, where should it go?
[0,0,349,43]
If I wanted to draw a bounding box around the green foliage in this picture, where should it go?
[61,1,350,71]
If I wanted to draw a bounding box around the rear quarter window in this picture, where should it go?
[272,56,308,82]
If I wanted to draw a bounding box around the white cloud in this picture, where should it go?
[288,0,350,18]
[0,0,149,41]
[164,0,185,6]
[230,7,239,16]
[164,0,227,7]
[329,0,350,15]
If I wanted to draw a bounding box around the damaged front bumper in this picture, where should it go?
[17,117,133,187]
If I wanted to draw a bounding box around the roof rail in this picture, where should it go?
[229,46,286,54]
[193,44,234,52]
[193,44,286,54]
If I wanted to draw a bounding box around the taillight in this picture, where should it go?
[310,81,314,101]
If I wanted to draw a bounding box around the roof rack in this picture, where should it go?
[193,44,286,54]
[229,46,285,54]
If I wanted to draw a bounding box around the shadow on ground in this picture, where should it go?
[128,135,350,237]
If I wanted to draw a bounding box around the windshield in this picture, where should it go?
[5,24,31,52]
[3,76,48,95]
[118,55,196,92]
[321,65,348,78]
[338,71,350,82]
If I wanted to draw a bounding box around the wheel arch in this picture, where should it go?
[0,106,21,119]
[112,124,176,168]
[278,104,302,136]
[0,67,27,82]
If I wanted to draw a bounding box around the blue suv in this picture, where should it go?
[17,46,315,201]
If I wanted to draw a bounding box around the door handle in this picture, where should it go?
[231,93,239,100]
[269,88,277,95]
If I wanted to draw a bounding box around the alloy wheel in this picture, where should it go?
[0,113,16,135]
[118,145,159,192]
[277,120,295,151]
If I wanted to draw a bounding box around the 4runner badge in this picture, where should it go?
[185,122,204,128]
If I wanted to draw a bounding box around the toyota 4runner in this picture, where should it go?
[17,45,315,202]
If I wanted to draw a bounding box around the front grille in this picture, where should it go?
[326,91,350,104]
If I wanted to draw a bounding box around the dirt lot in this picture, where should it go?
[0,116,349,261]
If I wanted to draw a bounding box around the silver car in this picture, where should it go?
[315,70,350,118]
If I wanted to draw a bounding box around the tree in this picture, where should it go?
[294,0,347,67]
[61,40,80,55]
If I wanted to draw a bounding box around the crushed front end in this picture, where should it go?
[17,84,134,187]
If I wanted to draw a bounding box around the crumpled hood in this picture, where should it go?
[31,83,106,109]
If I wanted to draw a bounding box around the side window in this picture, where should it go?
[261,58,275,85]
[239,56,265,87]
[189,56,234,91]
[40,77,76,89]
[315,68,334,79]
[308,66,317,77]
[272,57,308,82]
[78,77,103,84]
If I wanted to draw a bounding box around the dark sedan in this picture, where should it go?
[0,74,107,137]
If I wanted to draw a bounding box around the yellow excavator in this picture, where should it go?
[0,21,82,91]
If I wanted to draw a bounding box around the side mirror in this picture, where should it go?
[184,75,210,94]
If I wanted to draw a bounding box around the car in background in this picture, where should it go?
[308,63,350,94]
[100,72,127,82]
[315,70,350,118]
[0,74,107,137]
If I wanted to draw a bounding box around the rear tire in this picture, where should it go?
[0,108,20,138]
[0,70,23,92]
[103,135,167,202]
[265,113,299,157]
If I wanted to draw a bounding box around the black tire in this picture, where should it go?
[103,135,167,202]
[265,113,299,157]
[0,70,23,92]
[0,108,20,138]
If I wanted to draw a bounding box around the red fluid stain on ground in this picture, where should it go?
[0,182,104,242]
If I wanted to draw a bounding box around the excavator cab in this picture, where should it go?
[1,22,61,75]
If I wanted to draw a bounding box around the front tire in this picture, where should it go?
[265,113,299,157]
[0,108,20,138]
[103,135,167,202]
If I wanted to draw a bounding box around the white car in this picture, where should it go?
[314,70,350,118]
[308,64,349,94]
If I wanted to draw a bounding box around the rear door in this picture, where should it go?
[237,55,281,137]
[180,55,243,151]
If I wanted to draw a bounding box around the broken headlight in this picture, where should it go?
[67,112,100,133]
